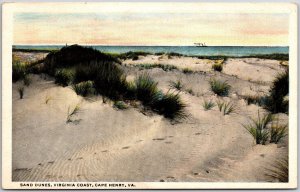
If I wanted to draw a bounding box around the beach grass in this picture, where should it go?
[265,157,288,182]
[23,75,31,86]
[270,120,287,144]
[202,100,215,111]
[212,63,223,72]
[264,69,289,114]
[18,87,24,99]
[243,111,273,145]
[136,64,178,72]
[151,91,187,120]
[182,68,193,74]
[135,74,159,104]
[169,79,183,91]
[113,101,128,110]
[54,68,74,86]
[72,81,95,97]
[12,61,27,82]
[209,79,231,96]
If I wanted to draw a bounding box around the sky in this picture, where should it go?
[13,5,290,46]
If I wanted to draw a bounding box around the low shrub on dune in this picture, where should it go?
[202,100,215,111]
[113,101,128,110]
[54,68,74,86]
[12,61,27,82]
[151,91,186,119]
[212,63,223,72]
[209,78,231,96]
[169,79,183,91]
[264,69,289,114]
[135,74,159,104]
[72,81,95,97]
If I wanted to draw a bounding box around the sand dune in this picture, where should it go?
[12,54,288,182]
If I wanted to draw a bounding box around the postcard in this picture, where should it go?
[2,2,298,189]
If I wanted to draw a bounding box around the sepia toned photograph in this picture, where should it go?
[2,2,298,189]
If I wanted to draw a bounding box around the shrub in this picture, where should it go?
[182,68,193,74]
[118,51,151,60]
[169,79,183,91]
[270,121,287,144]
[264,69,289,113]
[243,95,264,105]
[44,44,120,75]
[113,101,128,110]
[12,61,27,82]
[137,64,178,72]
[186,88,194,95]
[151,91,186,119]
[54,68,74,86]
[202,100,215,111]
[18,87,24,99]
[212,63,223,72]
[209,79,231,96]
[135,74,158,104]
[72,81,95,96]
[243,111,273,145]
[23,75,31,86]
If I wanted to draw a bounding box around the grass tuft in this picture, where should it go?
[182,68,193,74]
[265,157,288,182]
[151,91,186,119]
[169,79,183,91]
[135,74,159,104]
[270,120,287,144]
[243,111,273,145]
[264,69,289,113]
[209,78,231,96]
[72,81,95,97]
[13,61,27,82]
[113,101,128,110]
[54,68,74,86]
[18,87,24,99]
[202,100,215,111]
[23,75,31,86]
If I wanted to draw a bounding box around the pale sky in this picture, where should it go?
[13,4,290,46]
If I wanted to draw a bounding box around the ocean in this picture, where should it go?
[13,45,289,57]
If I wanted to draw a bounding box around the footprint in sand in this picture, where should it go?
[195,132,201,135]
[101,150,108,153]
[168,136,174,138]
[77,174,81,177]
[68,158,72,161]
[165,141,173,144]
[136,140,143,143]
[152,138,165,141]
[38,163,43,166]
[122,146,130,149]
[76,157,83,160]
[193,172,199,175]
[48,161,54,164]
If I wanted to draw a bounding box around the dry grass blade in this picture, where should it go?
[265,157,288,182]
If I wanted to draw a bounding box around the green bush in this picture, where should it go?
[113,101,128,110]
[12,61,27,82]
[54,68,74,86]
[209,79,231,96]
[151,91,186,119]
[137,64,178,72]
[72,81,95,96]
[212,63,223,72]
[182,68,193,74]
[264,69,289,113]
[135,74,159,104]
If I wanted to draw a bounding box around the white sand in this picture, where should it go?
[12,54,288,182]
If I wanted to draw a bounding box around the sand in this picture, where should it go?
[12,53,288,182]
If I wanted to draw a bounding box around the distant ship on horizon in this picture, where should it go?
[194,42,207,47]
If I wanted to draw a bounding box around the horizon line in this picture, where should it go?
[13,44,289,47]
